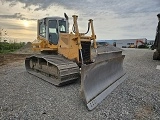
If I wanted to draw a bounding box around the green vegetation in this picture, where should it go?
[0,42,25,54]
[0,28,26,53]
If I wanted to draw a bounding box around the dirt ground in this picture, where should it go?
[0,54,31,66]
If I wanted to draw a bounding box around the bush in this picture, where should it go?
[0,42,25,53]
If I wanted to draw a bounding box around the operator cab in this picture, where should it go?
[38,16,69,45]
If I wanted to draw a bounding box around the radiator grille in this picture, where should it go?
[79,41,91,64]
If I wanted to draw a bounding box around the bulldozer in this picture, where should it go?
[153,13,160,60]
[25,13,126,110]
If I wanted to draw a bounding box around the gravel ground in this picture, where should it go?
[0,49,160,120]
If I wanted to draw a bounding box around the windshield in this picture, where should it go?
[49,20,58,34]
[48,19,67,45]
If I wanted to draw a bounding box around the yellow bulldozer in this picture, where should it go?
[25,13,126,110]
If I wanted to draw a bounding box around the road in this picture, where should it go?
[0,49,160,120]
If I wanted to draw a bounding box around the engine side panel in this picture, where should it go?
[58,33,79,62]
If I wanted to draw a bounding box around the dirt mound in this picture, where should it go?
[0,42,34,66]
[14,42,36,54]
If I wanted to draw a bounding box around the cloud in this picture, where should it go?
[1,0,160,41]
[0,19,37,42]
[3,0,75,11]
[0,20,36,31]
[2,0,160,18]
[0,13,36,20]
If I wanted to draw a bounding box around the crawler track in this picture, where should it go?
[25,54,80,86]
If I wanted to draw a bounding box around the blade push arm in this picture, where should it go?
[72,15,97,49]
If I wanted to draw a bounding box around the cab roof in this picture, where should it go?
[39,16,66,21]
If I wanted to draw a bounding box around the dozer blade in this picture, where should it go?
[81,51,126,110]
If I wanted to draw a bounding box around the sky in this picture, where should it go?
[0,0,160,42]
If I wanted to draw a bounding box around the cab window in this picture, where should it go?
[59,20,66,33]
[39,22,46,37]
